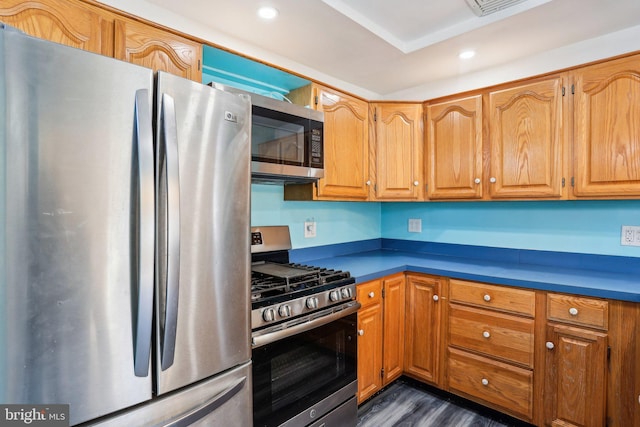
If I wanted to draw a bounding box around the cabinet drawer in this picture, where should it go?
[449,279,535,316]
[357,280,382,309]
[449,304,534,368]
[547,293,608,330]
[447,348,533,421]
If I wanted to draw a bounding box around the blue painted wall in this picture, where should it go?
[251,184,640,257]
[251,184,381,248]
[382,200,640,257]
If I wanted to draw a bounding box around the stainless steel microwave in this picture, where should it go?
[211,84,324,183]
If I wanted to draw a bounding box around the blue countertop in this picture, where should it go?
[290,240,640,302]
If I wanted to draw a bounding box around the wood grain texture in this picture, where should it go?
[371,103,424,200]
[382,274,405,385]
[314,85,371,200]
[546,293,608,330]
[447,347,534,421]
[449,279,536,317]
[426,95,483,199]
[114,18,201,81]
[357,280,384,403]
[573,53,640,197]
[449,304,535,368]
[0,0,110,54]
[404,274,443,385]
[544,324,607,427]
[488,77,565,199]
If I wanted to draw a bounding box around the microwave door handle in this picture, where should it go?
[133,89,155,377]
[160,93,181,371]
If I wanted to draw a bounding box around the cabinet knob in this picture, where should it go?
[358,329,364,336]
[368,292,375,298]
[546,341,555,350]
[569,307,579,316]
[482,331,491,339]
[481,378,489,386]
[474,178,481,184]
[433,295,439,302]
[489,177,497,183]
[366,180,371,186]
[413,180,419,186]
[483,294,491,302]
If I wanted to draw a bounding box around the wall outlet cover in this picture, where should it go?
[621,225,640,246]
[408,218,422,233]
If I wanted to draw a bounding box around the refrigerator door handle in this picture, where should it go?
[160,93,181,371]
[161,376,247,427]
[133,89,155,377]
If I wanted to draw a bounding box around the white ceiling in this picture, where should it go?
[145,0,640,97]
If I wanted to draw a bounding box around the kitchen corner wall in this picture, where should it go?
[252,184,640,258]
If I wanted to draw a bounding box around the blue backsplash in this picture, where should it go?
[251,184,640,257]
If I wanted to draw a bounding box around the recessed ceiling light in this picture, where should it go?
[459,50,476,60]
[258,6,279,20]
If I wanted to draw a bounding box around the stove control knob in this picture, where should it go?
[329,290,340,302]
[340,288,352,299]
[306,297,319,309]
[262,308,276,322]
[278,305,291,318]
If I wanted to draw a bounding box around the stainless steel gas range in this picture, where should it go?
[250,226,360,427]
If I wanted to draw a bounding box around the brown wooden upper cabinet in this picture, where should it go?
[286,84,371,200]
[0,0,203,82]
[370,103,424,201]
[488,77,567,199]
[572,53,640,198]
[426,95,483,200]
[114,18,202,81]
[0,0,112,55]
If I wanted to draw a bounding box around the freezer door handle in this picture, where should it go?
[161,376,247,427]
[160,93,182,371]
[133,89,155,377]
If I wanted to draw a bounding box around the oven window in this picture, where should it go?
[252,313,357,427]
[252,106,306,166]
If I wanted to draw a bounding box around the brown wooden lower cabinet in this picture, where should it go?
[356,273,639,427]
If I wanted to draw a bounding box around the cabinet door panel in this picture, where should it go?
[315,86,370,200]
[373,103,423,200]
[0,0,110,55]
[404,275,441,384]
[114,19,201,81]
[545,324,607,427]
[489,78,565,198]
[382,275,405,384]
[426,95,483,199]
[357,302,383,403]
[573,54,640,197]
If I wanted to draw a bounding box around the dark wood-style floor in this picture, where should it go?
[357,378,534,427]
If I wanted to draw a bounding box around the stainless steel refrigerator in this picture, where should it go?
[0,24,252,426]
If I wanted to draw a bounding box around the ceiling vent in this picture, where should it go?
[465,0,529,16]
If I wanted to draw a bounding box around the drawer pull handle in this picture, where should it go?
[569,307,579,316]
[483,294,491,302]
[489,177,497,183]
[368,292,375,298]
[414,180,419,186]
[546,341,555,350]
[358,329,364,336]
[433,295,439,302]
[474,178,481,184]
[482,331,491,339]
[481,378,489,386]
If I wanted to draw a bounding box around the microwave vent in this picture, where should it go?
[465,0,528,16]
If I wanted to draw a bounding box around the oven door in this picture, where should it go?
[252,308,358,427]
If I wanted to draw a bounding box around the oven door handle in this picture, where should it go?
[252,302,361,348]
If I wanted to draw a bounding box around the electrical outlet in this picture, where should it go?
[304,221,316,238]
[408,218,422,233]
[621,225,640,246]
